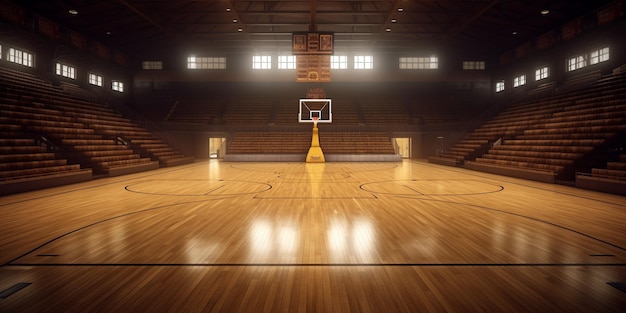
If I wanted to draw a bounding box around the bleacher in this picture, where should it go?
[0,130,92,196]
[319,132,396,154]
[165,97,222,124]
[227,131,311,154]
[327,98,360,125]
[225,129,399,162]
[222,97,273,125]
[430,70,626,185]
[577,152,626,195]
[160,89,466,127]
[0,66,193,194]
[360,97,409,125]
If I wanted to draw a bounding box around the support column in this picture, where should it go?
[306,121,325,163]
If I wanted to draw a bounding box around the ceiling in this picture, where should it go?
[13,0,616,58]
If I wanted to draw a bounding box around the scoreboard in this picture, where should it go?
[293,32,333,82]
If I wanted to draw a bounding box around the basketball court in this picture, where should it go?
[1,159,624,312]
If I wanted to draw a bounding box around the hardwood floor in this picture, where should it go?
[1,160,625,312]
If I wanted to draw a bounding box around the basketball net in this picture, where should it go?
[312,117,319,128]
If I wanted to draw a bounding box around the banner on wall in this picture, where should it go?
[515,41,533,59]
[597,0,624,26]
[114,51,129,66]
[37,15,60,40]
[69,31,87,50]
[95,42,111,60]
[0,1,24,25]
[561,17,582,41]
[499,50,514,66]
[536,30,555,50]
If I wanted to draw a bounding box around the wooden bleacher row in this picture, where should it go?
[167,95,461,126]
[324,98,360,125]
[2,68,194,168]
[360,98,409,125]
[433,97,574,163]
[431,69,626,182]
[1,98,158,176]
[320,132,396,154]
[221,98,273,124]
[0,137,84,179]
[166,92,478,126]
[1,66,194,191]
[227,131,397,155]
[227,132,311,154]
[576,153,626,196]
[0,128,93,196]
[165,98,222,124]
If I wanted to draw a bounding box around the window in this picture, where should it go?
[55,62,76,79]
[354,55,373,69]
[495,81,505,93]
[8,48,33,67]
[89,73,103,87]
[331,55,347,69]
[252,55,272,69]
[567,55,586,72]
[277,55,296,69]
[187,57,226,69]
[112,80,124,92]
[513,74,526,88]
[142,61,163,70]
[590,47,609,65]
[535,66,549,81]
[399,57,438,69]
[463,61,485,70]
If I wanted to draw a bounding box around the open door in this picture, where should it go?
[209,137,226,159]
[393,138,411,158]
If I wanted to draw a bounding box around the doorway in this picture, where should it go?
[393,138,411,158]
[209,137,226,159]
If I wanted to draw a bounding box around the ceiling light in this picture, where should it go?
[391,19,397,23]
[226,8,231,12]
[237,28,243,32]
[386,28,391,32]
[68,9,78,15]
[397,8,404,12]
[512,31,518,35]
[540,9,550,15]
[233,19,238,23]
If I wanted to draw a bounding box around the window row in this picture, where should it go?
[54,62,123,92]
[179,55,468,71]
[1,47,34,67]
[496,46,609,93]
[567,47,609,72]
[1,45,125,93]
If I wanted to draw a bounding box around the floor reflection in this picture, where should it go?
[327,217,377,263]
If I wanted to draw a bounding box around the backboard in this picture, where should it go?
[299,99,332,123]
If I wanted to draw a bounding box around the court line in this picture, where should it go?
[6,262,626,267]
[416,160,626,207]
[229,163,399,175]
[124,179,272,197]
[402,184,424,195]
[205,185,225,195]
[252,195,378,200]
[0,160,209,207]
[0,198,227,268]
[360,179,504,196]
[401,196,626,251]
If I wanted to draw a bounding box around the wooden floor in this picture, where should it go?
[0,160,625,312]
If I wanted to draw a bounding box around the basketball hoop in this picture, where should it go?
[312,117,319,127]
